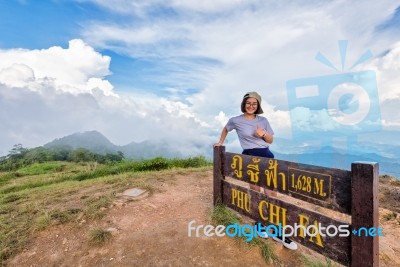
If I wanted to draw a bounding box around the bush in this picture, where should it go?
[89,228,112,244]
[136,157,170,171]
[170,156,211,168]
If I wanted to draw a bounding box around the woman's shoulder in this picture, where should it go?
[256,115,271,123]
[226,114,246,125]
[229,114,244,120]
[256,115,267,120]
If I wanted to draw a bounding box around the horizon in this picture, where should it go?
[0,1,399,173]
[4,129,397,178]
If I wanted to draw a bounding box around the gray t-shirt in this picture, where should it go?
[225,114,274,149]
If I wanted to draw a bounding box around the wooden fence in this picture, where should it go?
[213,146,379,267]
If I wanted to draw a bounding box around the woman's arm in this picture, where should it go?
[262,132,273,144]
[256,124,273,144]
[213,127,228,147]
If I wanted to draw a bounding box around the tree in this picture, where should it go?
[68,148,94,162]
[7,144,28,159]
[24,147,51,163]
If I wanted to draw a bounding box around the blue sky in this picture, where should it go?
[0,0,400,164]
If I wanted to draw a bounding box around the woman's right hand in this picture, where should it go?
[213,142,223,147]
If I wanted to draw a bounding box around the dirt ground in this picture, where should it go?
[7,169,400,267]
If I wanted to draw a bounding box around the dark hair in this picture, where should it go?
[241,98,262,114]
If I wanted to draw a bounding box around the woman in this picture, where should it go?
[213,91,297,250]
[214,91,274,158]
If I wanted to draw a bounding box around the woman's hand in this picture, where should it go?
[256,125,273,143]
[255,124,267,138]
[213,142,223,147]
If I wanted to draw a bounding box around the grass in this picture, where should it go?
[302,255,335,267]
[211,203,278,264]
[84,195,113,220]
[17,162,68,176]
[211,203,239,226]
[246,237,277,263]
[0,157,212,264]
[89,227,112,245]
[383,212,397,221]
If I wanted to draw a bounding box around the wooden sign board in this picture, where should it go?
[223,181,350,265]
[213,146,379,267]
[223,152,352,214]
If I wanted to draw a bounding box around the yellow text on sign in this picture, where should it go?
[231,188,250,212]
[288,167,331,201]
[258,200,287,227]
[298,214,324,247]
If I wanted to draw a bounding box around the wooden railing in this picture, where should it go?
[213,146,379,267]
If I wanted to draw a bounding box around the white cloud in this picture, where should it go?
[0,39,217,157]
[364,41,400,101]
[360,41,400,131]
[0,80,215,157]
[0,39,114,96]
[0,64,35,88]
[1,1,400,157]
[80,0,400,129]
[214,111,228,127]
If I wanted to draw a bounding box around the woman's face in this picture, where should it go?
[244,97,258,115]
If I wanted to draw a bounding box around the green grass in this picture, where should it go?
[0,156,211,264]
[211,203,239,226]
[211,203,277,264]
[17,162,68,176]
[89,227,112,245]
[383,212,397,221]
[84,195,113,220]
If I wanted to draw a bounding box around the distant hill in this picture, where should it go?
[122,140,183,159]
[275,151,400,177]
[44,131,117,155]
[44,130,183,159]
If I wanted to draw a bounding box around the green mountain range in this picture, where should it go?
[44,130,183,159]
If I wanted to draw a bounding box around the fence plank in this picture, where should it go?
[351,162,379,267]
[213,146,225,205]
[222,181,351,266]
[223,152,352,214]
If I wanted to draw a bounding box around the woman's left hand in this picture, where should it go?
[255,125,266,138]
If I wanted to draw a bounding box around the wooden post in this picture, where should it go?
[213,146,225,206]
[351,162,379,267]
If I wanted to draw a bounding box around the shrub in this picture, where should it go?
[89,228,112,244]
[383,212,397,221]
[211,203,239,226]
[170,156,211,168]
[136,157,170,171]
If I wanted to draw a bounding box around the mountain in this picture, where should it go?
[44,131,117,155]
[121,140,183,159]
[275,151,400,177]
[44,131,183,159]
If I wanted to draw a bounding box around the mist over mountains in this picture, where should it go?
[42,130,400,178]
[44,131,184,159]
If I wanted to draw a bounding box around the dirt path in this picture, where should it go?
[7,169,400,267]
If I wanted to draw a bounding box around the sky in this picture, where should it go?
[0,0,399,160]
